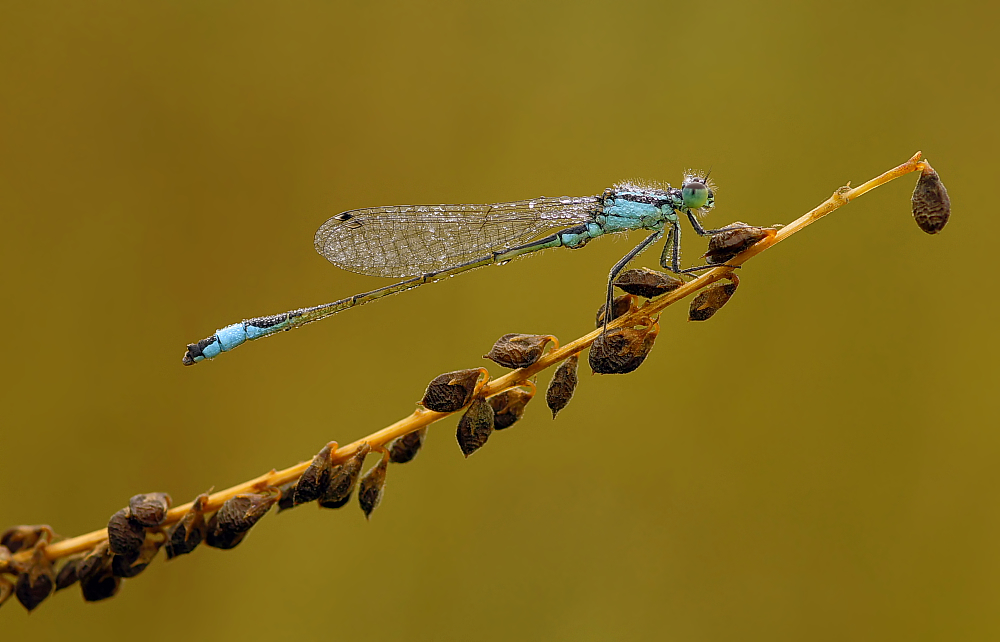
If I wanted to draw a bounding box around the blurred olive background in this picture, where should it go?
[2,0,998,639]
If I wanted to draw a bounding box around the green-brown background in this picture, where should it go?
[2,1,997,639]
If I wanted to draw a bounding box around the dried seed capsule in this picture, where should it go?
[128,492,172,527]
[689,277,739,321]
[218,493,278,532]
[0,577,13,609]
[614,268,684,298]
[14,545,54,612]
[293,442,337,505]
[589,323,660,375]
[320,490,351,509]
[911,163,951,234]
[421,368,486,412]
[484,333,556,369]
[77,541,113,583]
[1,525,52,555]
[456,397,495,457]
[111,555,142,578]
[107,508,145,563]
[166,493,209,559]
[205,492,278,550]
[55,557,82,591]
[546,354,579,418]
[595,294,639,328]
[358,452,390,519]
[80,569,121,602]
[704,223,770,264]
[204,525,247,550]
[15,571,54,612]
[489,386,534,430]
[112,533,164,578]
[319,443,370,509]
[389,428,428,464]
[276,482,298,512]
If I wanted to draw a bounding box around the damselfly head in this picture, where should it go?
[681,172,715,211]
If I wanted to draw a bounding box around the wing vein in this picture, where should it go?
[313,196,601,278]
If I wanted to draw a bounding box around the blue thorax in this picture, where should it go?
[600,184,685,232]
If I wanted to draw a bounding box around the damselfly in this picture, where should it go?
[183,173,734,365]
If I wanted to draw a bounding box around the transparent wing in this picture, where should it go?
[314,196,602,278]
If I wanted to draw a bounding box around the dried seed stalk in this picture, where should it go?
[4,152,942,611]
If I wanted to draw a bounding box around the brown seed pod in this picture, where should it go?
[0,525,53,555]
[319,490,351,509]
[55,557,82,591]
[112,532,164,578]
[276,482,298,512]
[613,268,684,298]
[204,526,247,551]
[546,354,579,418]
[911,162,951,234]
[15,572,54,612]
[704,223,770,264]
[111,556,143,578]
[358,451,390,519]
[421,368,487,412]
[218,493,278,532]
[320,443,371,509]
[456,397,495,457]
[484,333,556,369]
[80,568,121,602]
[293,442,337,505]
[14,545,54,612]
[107,508,145,563]
[589,322,660,375]
[205,491,278,550]
[165,493,209,559]
[76,541,113,584]
[0,576,13,608]
[595,293,639,328]
[128,492,172,527]
[389,428,428,464]
[489,386,534,430]
[689,276,739,321]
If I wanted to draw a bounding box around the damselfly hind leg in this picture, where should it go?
[599,230,663,346]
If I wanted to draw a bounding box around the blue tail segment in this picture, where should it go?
[182,311,302,365]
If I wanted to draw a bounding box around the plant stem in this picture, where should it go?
[21,151,931,565]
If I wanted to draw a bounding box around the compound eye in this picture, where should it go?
[682,179,710,209]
